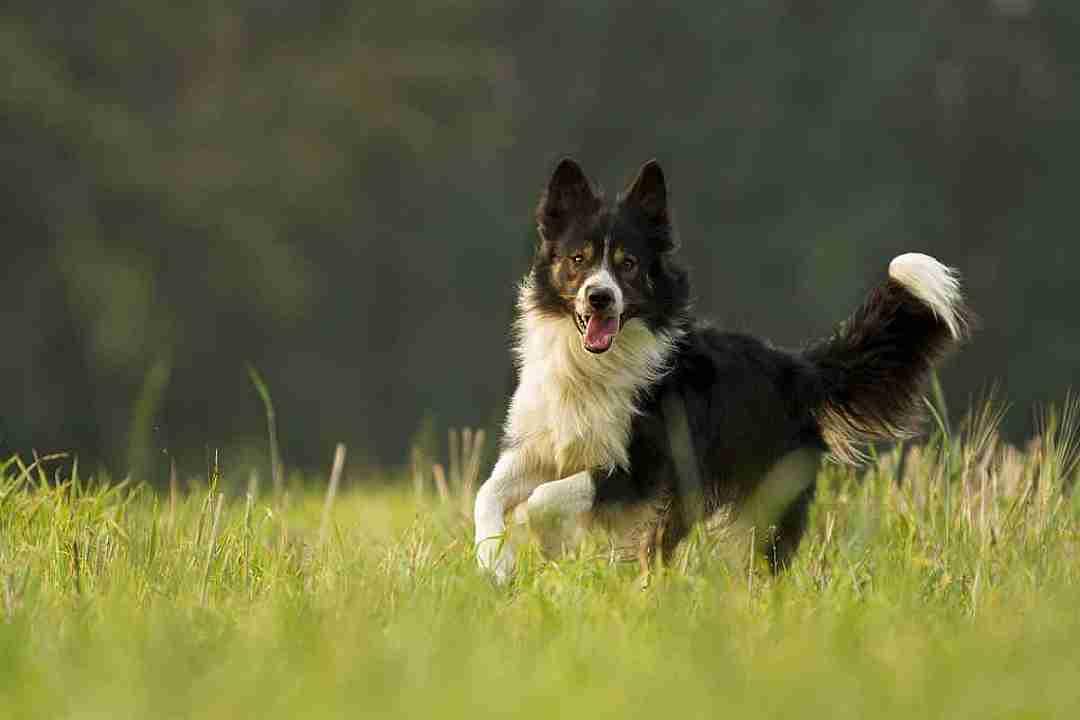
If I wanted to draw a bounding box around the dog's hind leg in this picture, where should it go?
[733,448,821,570]
[766,482,817,573]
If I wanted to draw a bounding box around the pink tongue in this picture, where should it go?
[585,315,620,351]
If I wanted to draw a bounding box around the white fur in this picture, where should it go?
[474,451,535,581]
[509,280,678,474]
[474,280,680,579]
[525,471,596,520]
[888,253,965,339]
[516,471,596,557]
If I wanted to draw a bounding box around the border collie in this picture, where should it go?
[474,158,969,582]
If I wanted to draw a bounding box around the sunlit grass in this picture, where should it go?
[2,397,1080,718]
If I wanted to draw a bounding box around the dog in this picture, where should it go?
[474,158,969,582]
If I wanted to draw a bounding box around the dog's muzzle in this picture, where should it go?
[575,279,623,354]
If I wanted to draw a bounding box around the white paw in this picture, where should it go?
[476,536,515,584]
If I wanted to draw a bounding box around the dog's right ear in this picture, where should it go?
[535,158,597,241]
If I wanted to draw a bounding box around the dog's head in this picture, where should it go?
[527,158,689,354]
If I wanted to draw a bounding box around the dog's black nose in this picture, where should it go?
[587,288,614,312]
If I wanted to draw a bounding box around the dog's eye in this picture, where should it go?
[571,254,585,265]
[621,257,637,272]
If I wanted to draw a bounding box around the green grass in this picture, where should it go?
[2,401,1080,719]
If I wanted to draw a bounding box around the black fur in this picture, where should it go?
[594,326,830,569]
[803,279,965,460]
[596,304,968,570]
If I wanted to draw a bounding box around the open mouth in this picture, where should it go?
[575,312,621,354]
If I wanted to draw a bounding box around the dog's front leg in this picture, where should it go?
[515,471,597,558]
[520,470,596,526]
[474,450,543,582]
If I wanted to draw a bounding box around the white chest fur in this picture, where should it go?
[504,308,676,478]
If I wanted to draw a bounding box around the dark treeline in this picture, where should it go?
[3,1,1078,482]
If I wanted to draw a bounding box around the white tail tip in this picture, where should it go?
[888,253,965,339]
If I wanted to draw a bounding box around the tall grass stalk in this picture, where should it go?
[248,365,284,502]
[318,443,346,548]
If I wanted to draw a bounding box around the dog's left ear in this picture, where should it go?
[624,160,674,252]
[623,160,668,225]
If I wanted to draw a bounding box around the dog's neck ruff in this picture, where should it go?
[505,280,680,476]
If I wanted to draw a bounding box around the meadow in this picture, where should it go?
[2,396,1079,719]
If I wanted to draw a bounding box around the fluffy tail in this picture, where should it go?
[804,253,972,463]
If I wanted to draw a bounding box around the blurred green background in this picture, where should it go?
[3,1,1077,481]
